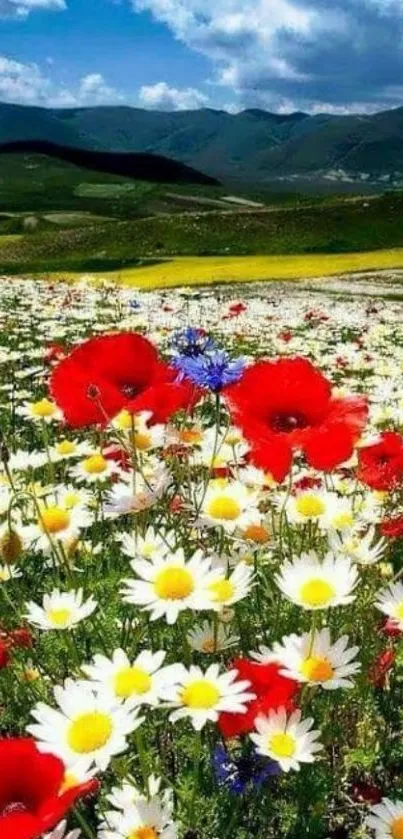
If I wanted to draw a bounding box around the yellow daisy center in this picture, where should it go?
[269,732,296,759]
[41,506,70,534]
[295,495,325,518]
[31,398,56,418]
[242,524,270,544]
[332,511,353,530]
[180,429,202,444]
[68,712,113,754]
[114,666,152,698]
[154,566,194,600]
[47,608,72,627]
[82,454,108,475]
[115,410,133,430]
[133,432,152,451]
[300,578,336,608]
[129,828,158,839]
[300,655,334,682]
[181,679,220,709]
[56,440,76,455]
[391,817,403,839]
[207,497,241,521]
[0,568,11,581]
[201,638,216,653]
[209,579,235,603]
[64,492,80,509]
[395,603,403,620]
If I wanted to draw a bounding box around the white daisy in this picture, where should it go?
[207,562,254,610]
[28,679,143,771]
[187,620,239,654]
[44,821,81,839]
[71,452,118,483]
[329,527,386,566]
[198,480,258,533]
[366,797,403,839]
[118,527,172,562]
[162,663,255,730]
[250,708,323,772]
[99,795,177,839]
[113,409,166,452]
[25,588,97,630]
[375,581,403,631]
[28,502,91,553]
[17,397,62,423]
[121,549,220,624]
[51,439,89,462]
[81,649,173,706]
[271,628,361,689]
[275,552,359,610]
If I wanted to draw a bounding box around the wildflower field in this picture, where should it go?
[0,276,403,839]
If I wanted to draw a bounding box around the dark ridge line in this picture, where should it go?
[0,139,220,187]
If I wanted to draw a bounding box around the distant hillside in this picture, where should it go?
[0,139,218,186]
[2,102,403,187]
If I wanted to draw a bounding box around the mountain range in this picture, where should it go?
[1,102,403,186]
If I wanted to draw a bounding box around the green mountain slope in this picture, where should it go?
[1,102,403,185]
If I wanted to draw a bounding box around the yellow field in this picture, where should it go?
[56,248,403,289]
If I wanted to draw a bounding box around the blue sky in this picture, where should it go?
[1,0,403,114]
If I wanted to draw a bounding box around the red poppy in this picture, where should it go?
[357,432,403,491]
[225,357,367,482]
[50,333,197,428]
[368,649,396,688]
[218,659,298,738]
[381,617,403,638]
[351,781,382,805]
[380,515,403,539]
[0,738,98,839]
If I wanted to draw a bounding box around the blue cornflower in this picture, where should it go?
[170,327,215,358]
[175,349,245,391]
[129,299,141,310]
[213,745,280,794]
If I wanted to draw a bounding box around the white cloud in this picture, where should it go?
[139,81,209,110]
[0,56,126,107]
[130,0,403,112]
[78,73,125,104]
[0,0,65,19]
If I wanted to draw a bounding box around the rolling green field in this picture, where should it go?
[1,188,403,278]
[2,150,403,286]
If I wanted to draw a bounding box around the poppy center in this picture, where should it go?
[300,578,335,607]
[270,412,308,433]
[154,567,194,600]
[207,497,241,521]
[392,817,403,839]
[269,732,296,758]
[68,711,113,753]
[182,679,220,709]
[114,667,152,698]
[1,801,30,817]
[301,655,334,682]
